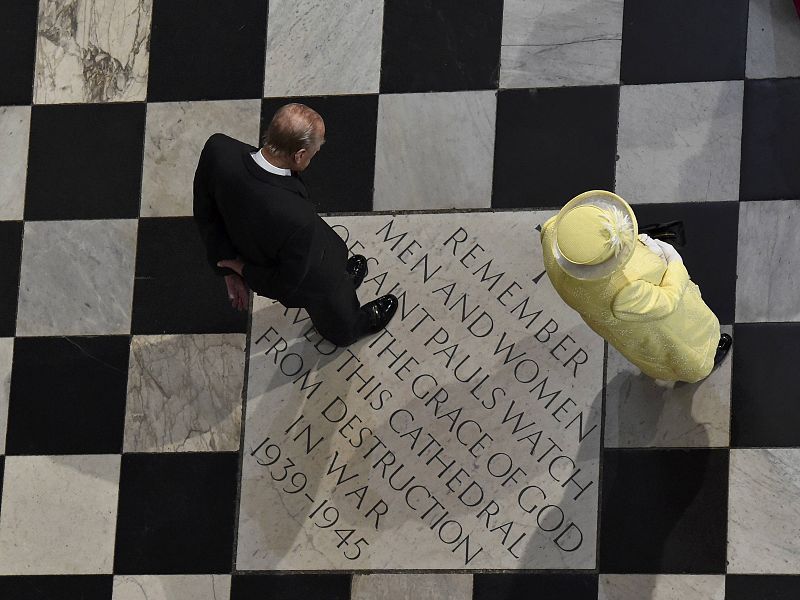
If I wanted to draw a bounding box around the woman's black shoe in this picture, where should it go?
[347,255,368,288]
[713,333,732,367]
[639,220,686,247]
[362,295,398,334]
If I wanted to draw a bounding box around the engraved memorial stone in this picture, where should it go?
[237,212,603,570]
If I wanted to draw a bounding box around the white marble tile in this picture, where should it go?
[34,0,152,104]
[264,0,383,97]
[124,334,246,453]
[352,574,472,600]
[500,0,623,88]
[604,325,732,448]
[616,81,743,204]
[599,574,725,600]
[113,575,231,600]
[238,211,603,570]
[0,106,30,221]
[0,455,120,574]
[16,219,137,336]
[728,449,800,573]
[140,100,261,217]
[736,200,800,323]
[747,0,800,79]
[374,92,496,211]
[0,338,12,455]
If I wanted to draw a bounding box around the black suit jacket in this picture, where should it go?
[193,133,349,307]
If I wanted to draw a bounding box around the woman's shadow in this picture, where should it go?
[496,359,720,600]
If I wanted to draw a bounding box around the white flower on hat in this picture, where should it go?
[599,204,634,257]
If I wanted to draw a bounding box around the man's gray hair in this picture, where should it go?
[263,103,322,157]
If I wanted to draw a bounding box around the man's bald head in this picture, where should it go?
[263,103,324,158]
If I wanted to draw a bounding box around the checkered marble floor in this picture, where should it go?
[1,0,800,598]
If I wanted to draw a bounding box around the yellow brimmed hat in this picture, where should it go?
[552,190,638,280]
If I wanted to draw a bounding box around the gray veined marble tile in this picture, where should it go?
[500,0,623,88]
[374,91,496,211]
[616,81,743,204]
[112,575,231,600]
[16,219,137,336]
[728,448,800,573]
[0,107,30,221]
[34,0,153,104]
[124,334,246,453]
[736,200,800,323]
[264,0,384,97]
[747,0,800,79]
[0,455,120,574]
[599,574,725,600]
[351,574,473,600]
[0,338,12,455]
[604,325,732,448]
[141,100,261,217]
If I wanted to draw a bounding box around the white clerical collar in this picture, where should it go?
[252,149,291,176]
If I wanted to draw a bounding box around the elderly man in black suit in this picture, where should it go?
[193,103,397,346]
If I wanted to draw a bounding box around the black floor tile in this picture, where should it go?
[740,79,800,201]
[473,573,598,600]
[131,218,248,335]
[147,0,267,101]
[726,575,800,600]
[492,86,618,209]
[25,104,145,220]
[5,336,129,455]
[0,2,38,105]
[631,201,739,324]
[0,221,23,337]
[599,449,729,573]
[261,96,378,213]
[0,576,112,600]
[731,323,800,447]
[231,574,351,600]
[114,452,238,574]
[380,0,503,93]
[620,0,748,84]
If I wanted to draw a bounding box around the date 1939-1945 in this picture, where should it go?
[250,436,371,561]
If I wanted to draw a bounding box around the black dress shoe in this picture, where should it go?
[713,333,732,367]
[361,294,398,334]
[639,220,686,247]
[347,255,368,288]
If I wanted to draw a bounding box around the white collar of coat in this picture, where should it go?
[252,150,292,176]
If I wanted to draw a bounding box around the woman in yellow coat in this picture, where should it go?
[540,190,731,383]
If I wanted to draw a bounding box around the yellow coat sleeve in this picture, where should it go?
[611,261,691,322]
